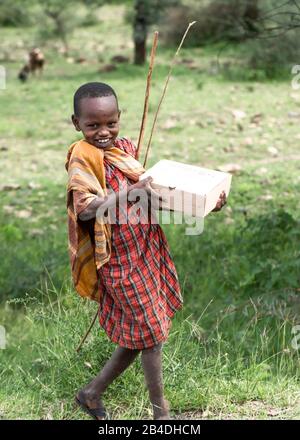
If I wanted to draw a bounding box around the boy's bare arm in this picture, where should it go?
[78,176,155,221]
[78,189,127,221]
[78,196,105,221]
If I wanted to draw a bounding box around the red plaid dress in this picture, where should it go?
[75,138,183,349]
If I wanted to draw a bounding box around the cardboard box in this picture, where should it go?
[139,159,232,217]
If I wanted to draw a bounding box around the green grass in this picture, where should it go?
[1,284,300,420]
[0,4,300,420]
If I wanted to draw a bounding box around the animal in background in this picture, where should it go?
[29,48,45,73]
[18,48,45,82]
[18,64,30,82]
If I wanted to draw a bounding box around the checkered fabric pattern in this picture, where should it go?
[96,138,183,349]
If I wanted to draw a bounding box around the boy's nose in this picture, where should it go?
[98,128,110,137]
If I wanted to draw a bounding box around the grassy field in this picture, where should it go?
[0,5,300,420]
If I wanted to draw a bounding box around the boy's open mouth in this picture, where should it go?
[94,138,113,147]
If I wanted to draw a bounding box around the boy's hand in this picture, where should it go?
[212,191,227,212]
[129,176,165,210]
[130,176,153,192]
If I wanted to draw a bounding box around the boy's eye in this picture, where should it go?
[108,122,116,127]
[88,124,98,128]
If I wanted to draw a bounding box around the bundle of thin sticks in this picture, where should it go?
[76,22,196,353]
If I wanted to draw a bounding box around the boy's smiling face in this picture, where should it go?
[72,95,120,149]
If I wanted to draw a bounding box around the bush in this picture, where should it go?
[161,0,260,47]
[246,30,300,78]
[0,1,31,26]
[219,28,300,80]
[161,0,300,79]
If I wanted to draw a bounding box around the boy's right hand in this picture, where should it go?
[129,176,165,210]
[130,176,153,191]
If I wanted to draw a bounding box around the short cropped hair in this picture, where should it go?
[73,82,118,116]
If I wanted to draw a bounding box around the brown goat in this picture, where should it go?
[18,48,45,82]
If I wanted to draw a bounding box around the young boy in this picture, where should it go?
[65,82,226,420]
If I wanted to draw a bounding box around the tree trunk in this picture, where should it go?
[44,8,69,56]
[56,15,69,57]
[133,0,148,65]
[243,0,260,35]
[134,39,146,65]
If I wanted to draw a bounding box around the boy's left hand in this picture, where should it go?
[212,191,227,212]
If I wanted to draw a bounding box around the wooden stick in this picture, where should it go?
[143,21,196,168]
[76,305,100,353]
[136,31,159,160]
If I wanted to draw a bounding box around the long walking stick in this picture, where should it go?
[76,306,99,353]
[143,21,196,167]
[136,31,159,160]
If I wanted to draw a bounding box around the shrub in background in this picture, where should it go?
[161,0,260,47]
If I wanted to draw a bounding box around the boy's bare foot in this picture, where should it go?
[75,388,108,420]
[153,398,171,420]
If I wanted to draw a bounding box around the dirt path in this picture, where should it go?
[173,400,300,420]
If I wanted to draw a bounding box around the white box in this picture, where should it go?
[139,159,232,217]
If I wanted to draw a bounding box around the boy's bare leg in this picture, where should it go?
[141,342,170,419]
[77,346,140,416]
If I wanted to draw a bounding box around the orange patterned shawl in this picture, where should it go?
[65,139,145,302]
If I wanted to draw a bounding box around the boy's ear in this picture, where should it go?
[71,114,81,132]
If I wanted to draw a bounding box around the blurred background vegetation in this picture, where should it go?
[1,0,300,76]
